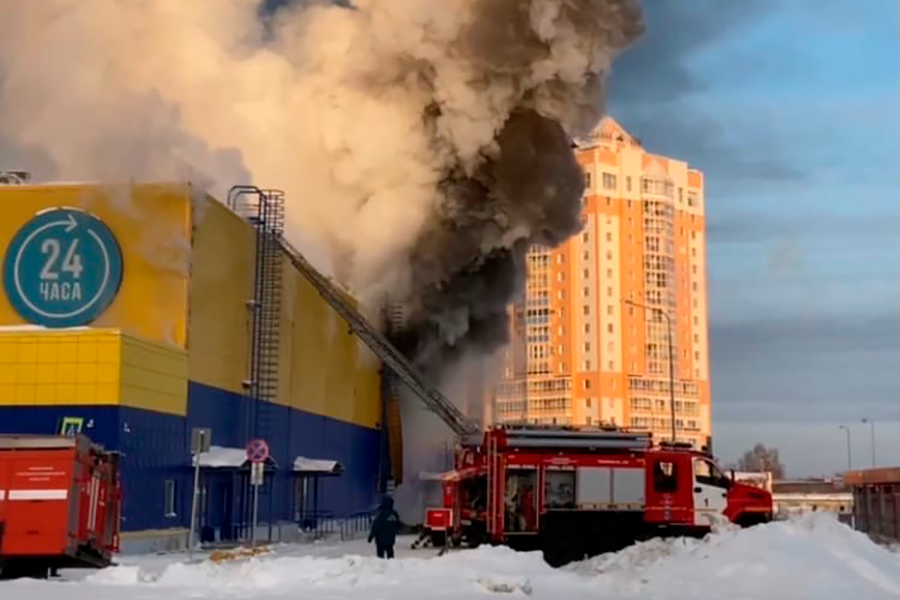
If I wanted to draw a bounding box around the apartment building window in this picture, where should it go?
[583,305,590,315]
[606,305,613,316]
[692,282,698,292]
[695,351,700,360]
[602,173,617,189]
[586,416,593,425]
[692,265,698,274]
[558,344,563,354]
[584,379,591,390]
[628,217,633,227]
[607,342,615,352]
[557,272,564,282]
[693,334,699,343]
[583,286,590,297]
[608,360,615,370]
[678,187,683,203]
[164,480,178,517]
[585,398,592,408]
[607,323,614,333]
[583,323,591,333]
[606,197,612,206]
[605,251,613,260]
[583,232,589,243]
[605,232,612,242]
[585,171,592,189]
[607,287,613,297]
[557,254,566,264]
[626,176,632,192]
[583,250,590,260]
[584,360,591,370]
[606,268,613,278]
[584,342,591,352]
[584,268,590,278]
[692,231,697,240]
[557,290,566,300]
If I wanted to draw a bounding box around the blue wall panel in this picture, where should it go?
[0,384,382,535]
[187,382,381,521]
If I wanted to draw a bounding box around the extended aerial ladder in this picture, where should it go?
[227,185,479,439]
[281,237,479,438]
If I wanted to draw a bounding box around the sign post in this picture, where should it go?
[188,428,211,560]
[246,439,269,547]
[3,208,124,328]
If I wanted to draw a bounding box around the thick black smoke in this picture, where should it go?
[393,110,587,377]
[388,0,644,378]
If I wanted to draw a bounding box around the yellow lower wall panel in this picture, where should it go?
[0,329,187,415]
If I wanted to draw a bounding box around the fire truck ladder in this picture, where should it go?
[280,237,479,438]
[226,186,478,440]
[228,186,285,442]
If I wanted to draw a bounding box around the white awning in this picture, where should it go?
[193,446,248,468]
[293,456,343,474]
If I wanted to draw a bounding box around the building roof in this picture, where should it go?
[293,457,342,474]
[576,116,641,149]
[773,479,849,494]
[845,467,900,486]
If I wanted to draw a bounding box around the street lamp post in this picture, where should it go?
[838,425,852,471]
[861,418,876,467]
[625,299,676,443]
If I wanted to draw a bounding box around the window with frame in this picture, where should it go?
[602,173,617,190]
[164,479,177,517]
[654,461,678,493]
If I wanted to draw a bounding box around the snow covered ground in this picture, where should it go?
[2,515,899,600]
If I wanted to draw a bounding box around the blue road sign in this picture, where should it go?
[3,207,123,328]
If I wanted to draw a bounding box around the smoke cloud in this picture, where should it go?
[0,0,642,376]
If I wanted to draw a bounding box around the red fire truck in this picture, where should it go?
[424,426,773,566]
[0,434,121,578]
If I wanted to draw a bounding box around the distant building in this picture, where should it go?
[845,467,900,543]
[734,471,774,493]
[772,478,853,521]
[491,117,711,448]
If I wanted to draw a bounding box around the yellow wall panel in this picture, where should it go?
[0,184,192,346]
[120,335,188,415]
[283,266,382,429]
[0,329,186,415]
[186,199,255,395]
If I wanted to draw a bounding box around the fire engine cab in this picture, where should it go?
[425,426,772,566]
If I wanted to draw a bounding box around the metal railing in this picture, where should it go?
[296,510,377,542]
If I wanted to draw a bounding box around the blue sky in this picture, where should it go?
[609,0,900,475]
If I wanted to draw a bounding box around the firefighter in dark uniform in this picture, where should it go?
[368,496,401,559]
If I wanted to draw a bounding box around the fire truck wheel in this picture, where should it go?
[541,529,582,568]
[466,526,485,549]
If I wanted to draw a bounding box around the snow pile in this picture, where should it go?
[4,515,899,600]
[572,513,900,599]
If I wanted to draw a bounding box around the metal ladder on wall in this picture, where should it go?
[228,186,285,443]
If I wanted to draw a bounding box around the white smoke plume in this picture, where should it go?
[0,0,642,511]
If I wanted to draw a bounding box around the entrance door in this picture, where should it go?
[206,477,235,541]
[691,458,728,527]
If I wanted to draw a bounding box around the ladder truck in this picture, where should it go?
[238,187,771,566]
[423,426,773,566]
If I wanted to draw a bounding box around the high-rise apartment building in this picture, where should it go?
[492,118,711,448]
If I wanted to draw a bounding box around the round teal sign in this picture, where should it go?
[3,208,123,328]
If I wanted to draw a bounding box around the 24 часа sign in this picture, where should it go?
[3,207,123,328]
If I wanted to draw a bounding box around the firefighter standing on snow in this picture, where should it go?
[368,497,401,559]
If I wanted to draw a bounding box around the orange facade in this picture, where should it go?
[493,118,711,448]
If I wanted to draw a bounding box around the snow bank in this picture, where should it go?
[4,514,899,600]
[572,513,900,599]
